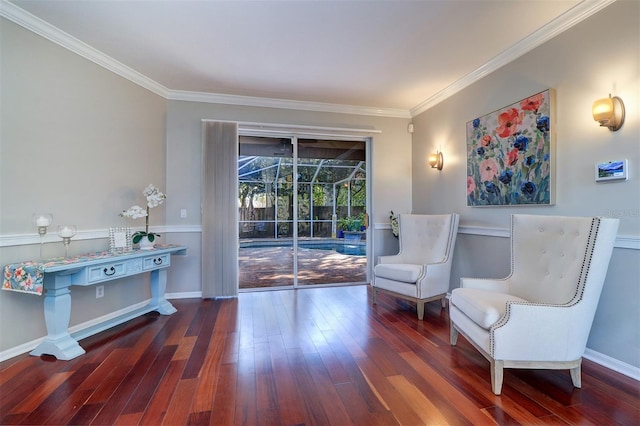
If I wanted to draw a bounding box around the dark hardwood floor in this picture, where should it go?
[1,285,638,425]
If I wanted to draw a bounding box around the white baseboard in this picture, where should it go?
[0,300,150,362]
[166,291,202,299]
[583,348,640,381]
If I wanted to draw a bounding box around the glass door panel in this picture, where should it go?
[238,136,294,289]
[296,139,368,286]
[238,135,368,289]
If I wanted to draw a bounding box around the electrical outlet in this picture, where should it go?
[96,285,104,299]
[180,208,187,219]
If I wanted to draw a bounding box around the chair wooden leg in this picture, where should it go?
[372,287,377,305]
[570,361,582,388]
[416,301,425,320]
[450,323,458,345]
[491,360,504,395]
[440,297,447,309]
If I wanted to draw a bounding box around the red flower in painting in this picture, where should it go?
[520,93,544,112]
[507,148,519,166]
[481,135,492,146]
[496,108,523,138]
[467,176,475,195]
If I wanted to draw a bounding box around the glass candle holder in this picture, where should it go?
[58,225,77,257]
[33,213,53,258]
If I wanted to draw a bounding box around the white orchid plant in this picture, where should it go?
[120,184,166,244]
[390,210,399,238]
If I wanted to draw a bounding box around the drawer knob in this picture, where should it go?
[153,257,163,265]
[103,266,116,276]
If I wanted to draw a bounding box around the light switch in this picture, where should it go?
[180,209,187,219]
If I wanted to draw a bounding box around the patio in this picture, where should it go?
[239,246,367,288]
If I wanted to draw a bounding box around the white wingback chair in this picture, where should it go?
[373,214,459,320]
[450,214,619,395]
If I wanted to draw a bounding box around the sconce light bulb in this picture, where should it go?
[593,95,625,131]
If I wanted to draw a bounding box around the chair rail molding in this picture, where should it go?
[1,224,638,249]
[374,222,639,250]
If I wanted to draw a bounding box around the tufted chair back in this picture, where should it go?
[508,214,602,305]
[372,213,459,320]
[449,213,619,395]
[397,214,455,265]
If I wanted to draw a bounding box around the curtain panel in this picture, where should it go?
[202,121,239,298]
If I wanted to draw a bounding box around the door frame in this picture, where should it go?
[237,126,374,290]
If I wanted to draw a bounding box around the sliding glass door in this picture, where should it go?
[238,135,368,290]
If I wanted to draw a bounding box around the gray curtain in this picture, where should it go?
[202,121,239,298]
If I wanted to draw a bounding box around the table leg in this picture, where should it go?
[149,268,176,315]
[30,274,85,360]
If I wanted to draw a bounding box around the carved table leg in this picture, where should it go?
[30,274,85,360]
[149,268,176,315]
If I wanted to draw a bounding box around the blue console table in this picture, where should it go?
[2,245,187,360]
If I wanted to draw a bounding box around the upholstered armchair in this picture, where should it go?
[450,214,619,395]
[373,213,459,320]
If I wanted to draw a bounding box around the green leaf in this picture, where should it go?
[133,235,142,244]
[148,234,155,242]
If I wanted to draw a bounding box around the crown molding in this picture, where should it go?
[168,90,411,118]
[1,0,169,98]
[1,0,410,118]
[409,0,617,117]
[1,0,614,120]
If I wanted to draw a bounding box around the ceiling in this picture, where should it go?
[5,0,609,116]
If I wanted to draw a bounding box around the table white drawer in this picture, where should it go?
[87,262,127,283]
[142,254,170,270]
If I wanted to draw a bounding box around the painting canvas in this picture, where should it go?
[466,89,554,206]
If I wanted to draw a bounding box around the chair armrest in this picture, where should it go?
[417,262,451,296]
[491,302,589,361]
[459,277,510,293]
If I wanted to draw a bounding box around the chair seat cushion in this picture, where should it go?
[451,288,528,329]
[374,263,422,283]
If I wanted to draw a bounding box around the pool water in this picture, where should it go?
[242,241,366,256]
[300,243,366,256]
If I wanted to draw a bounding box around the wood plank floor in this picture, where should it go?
[1,285,638,425]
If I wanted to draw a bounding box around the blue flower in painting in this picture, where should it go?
[499,170,513,184]
[544,153,549,161]
[514,135,529,151]
[485,182,500,194]
[473,118,480,128]
[525,155,536,166]
[537,116,549,132]
[521,181,536,198]
[476,147,485,156]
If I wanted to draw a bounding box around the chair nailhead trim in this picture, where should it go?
[489,217,600,357]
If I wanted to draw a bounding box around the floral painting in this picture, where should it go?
[466,89,554,206]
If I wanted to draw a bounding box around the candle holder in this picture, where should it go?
[33,213,53,258]
[57,225,77,257]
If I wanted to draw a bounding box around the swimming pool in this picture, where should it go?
[241,240,367,256]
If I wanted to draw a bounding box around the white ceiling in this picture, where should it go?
[5,0,610,115]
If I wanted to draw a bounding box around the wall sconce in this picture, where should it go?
[428,151,444,170]
[592,94,625,131]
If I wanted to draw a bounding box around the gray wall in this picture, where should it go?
[411,1,640,368]
[0,19,168,351]
[1,1,638,374]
